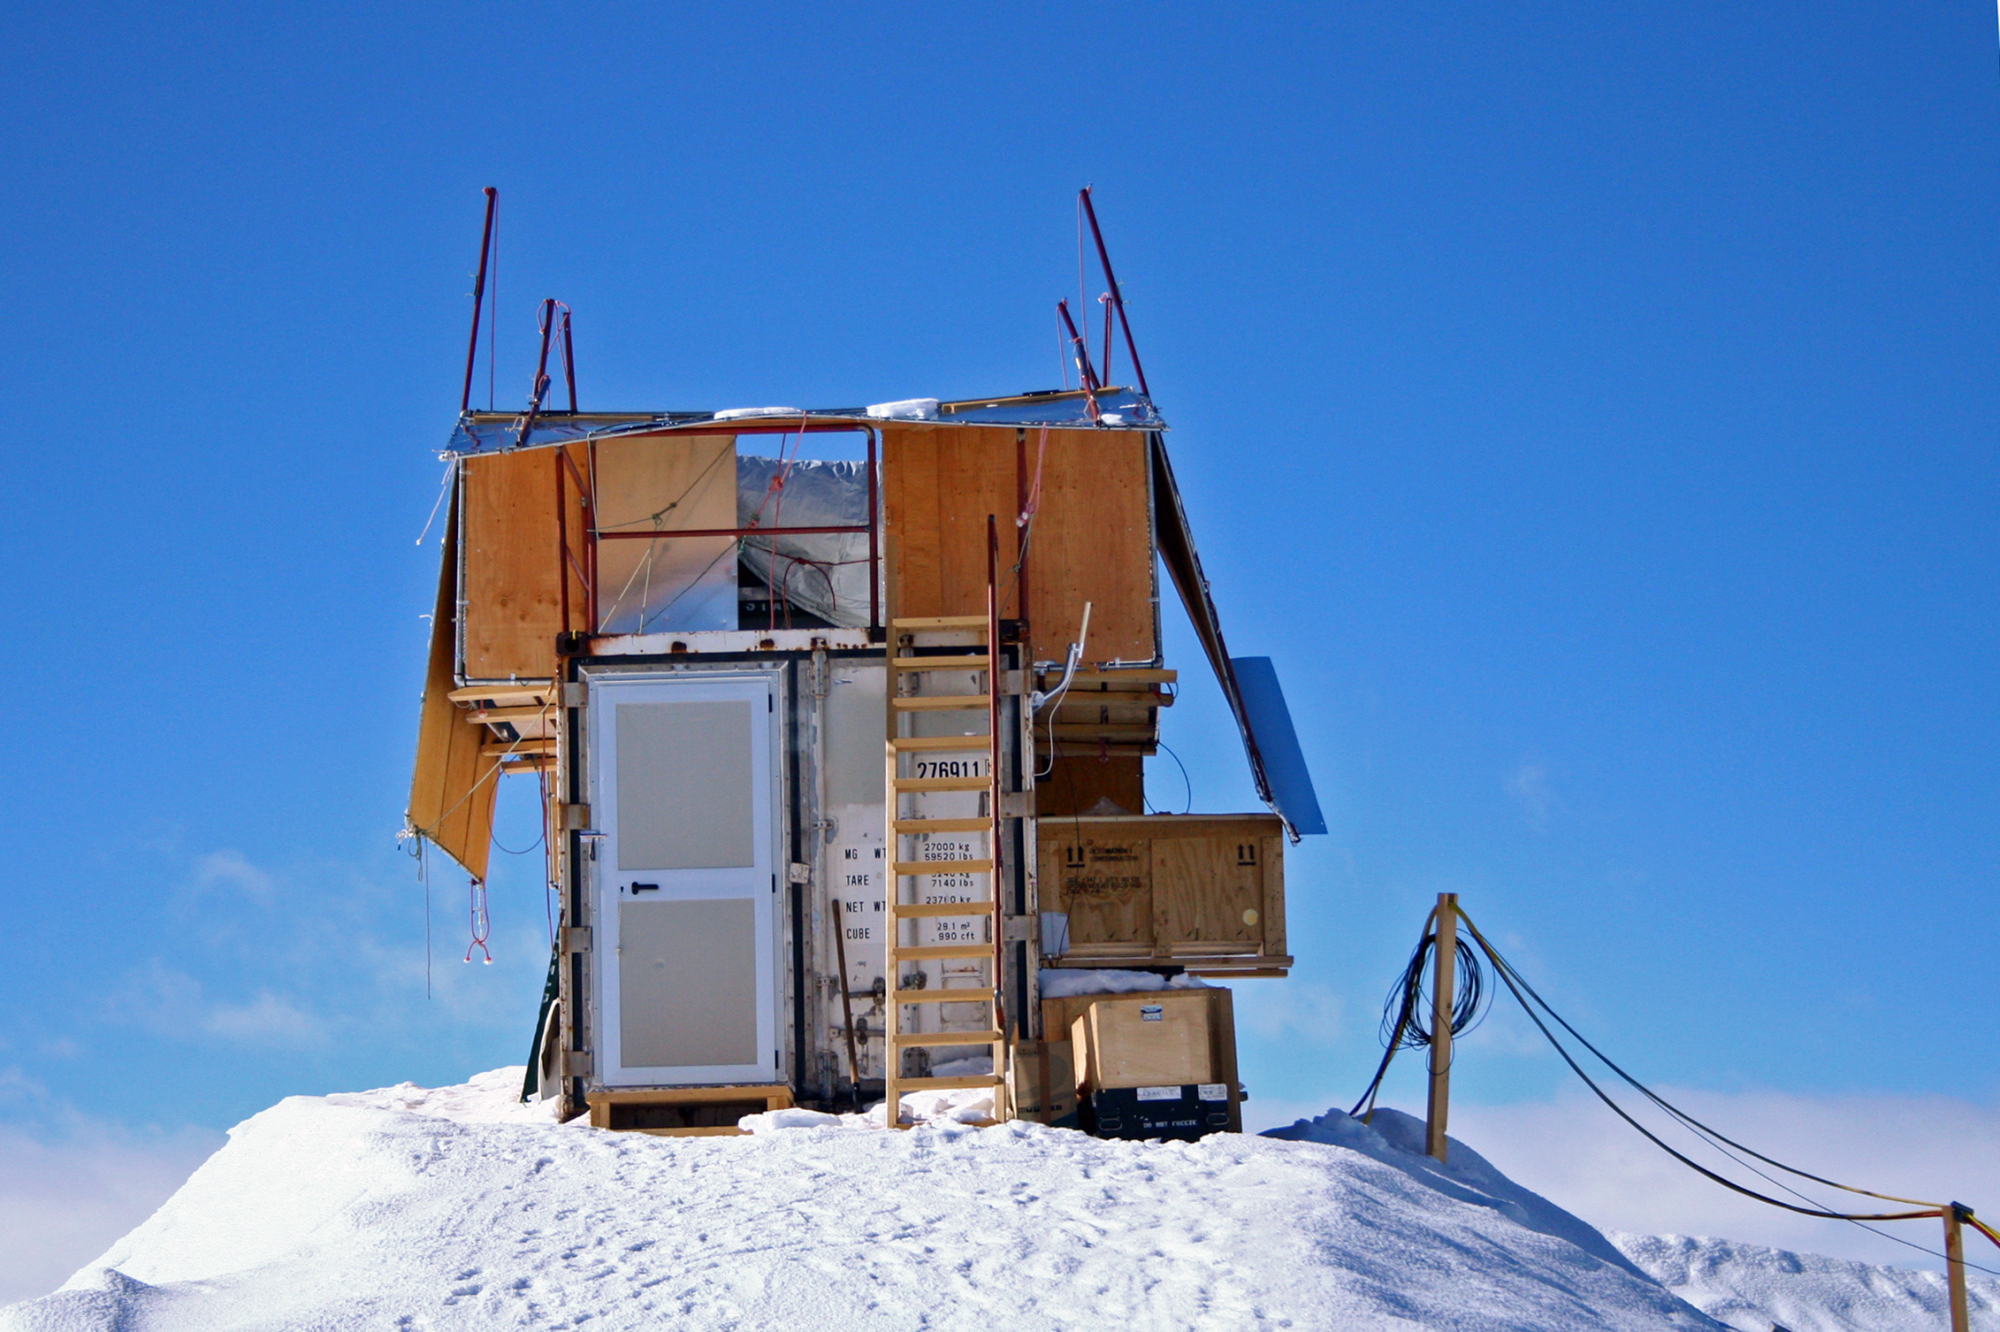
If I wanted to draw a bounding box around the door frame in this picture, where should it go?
[585,665,786,1087]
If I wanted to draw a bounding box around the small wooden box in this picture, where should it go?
[1072,993,1216,1090]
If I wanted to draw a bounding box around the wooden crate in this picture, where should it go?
[1037,815,1291,975]
[584,1084,792,1137]
[1006,1040,1078,1126]
[1042,988,1241,1134]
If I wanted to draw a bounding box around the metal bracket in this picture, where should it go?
[1004,915,1035,943]
[787,863,812,885]
[562,681,587,708]
[562,803,592,830]
[563,1049,594,1079]
[561,926,592,955]
[1001,791,1033,819]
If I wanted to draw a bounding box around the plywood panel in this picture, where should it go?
[1041,827,1152,947]
[461,444,588,683]
[1152,837,1263,947]
[1037,755,1144,817]
[408,485,499,880]
[1025,429,1154,665]
[593,433,737,635]
[881,425,1015,620]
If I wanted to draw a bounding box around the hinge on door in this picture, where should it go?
[562,681,587,708]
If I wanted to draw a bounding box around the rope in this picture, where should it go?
[464,878,493,964]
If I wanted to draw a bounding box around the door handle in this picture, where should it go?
[631,882,660,894]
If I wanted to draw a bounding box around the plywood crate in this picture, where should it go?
[1006,1040,1078,1126]
[1053,987,1241,1133]
[1038,815,1290,975]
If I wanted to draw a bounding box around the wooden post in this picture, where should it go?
[1945,1204,1971,1332]
[1426,892,1458,1163]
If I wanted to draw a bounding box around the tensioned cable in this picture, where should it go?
[1450,912,1956,1226]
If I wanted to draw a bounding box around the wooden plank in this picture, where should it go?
[895,944,995,961]
[891,1030,1004,1047]
[448,685,555,707]
[1024,429,1155,666]
[1261,834,1288,961]
[483,736,557,758]
[883,426,943,618]
[889,899,998,917]
[588,1084,792,1106]
[462,704,554,724]
[1035,755,1145,817]
[890,736,991,752]
[1041,827,1153,948]
[891,859,996,875]
[460,445,588,682]
[892,988,995,1004]
[890,695,989,710]
[407,484,500,881]
[892,817,990,833]
[891,615,989,629]
[891,1074,1004,1090]
[894,654,992,670]
[890,776,989,792]
[1037,670,1178,687]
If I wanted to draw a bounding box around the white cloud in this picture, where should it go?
[1452,1086,2000,1271]
[1234,981,1346,1047]
[1505,763,1561,830]
[201,991,325,1044]
[0,1065,222,1305]
[192,849,275,902]
[110,964,325,1048]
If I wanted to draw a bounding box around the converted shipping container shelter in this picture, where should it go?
[407,386,1323,1129]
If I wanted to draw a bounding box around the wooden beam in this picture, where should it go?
[1427,894,1458,1164]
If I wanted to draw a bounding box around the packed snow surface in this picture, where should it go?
[1615,1231,2000,1332]
[1,1069,1971,1331]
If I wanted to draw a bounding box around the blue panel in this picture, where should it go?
[1229,657,1327,836]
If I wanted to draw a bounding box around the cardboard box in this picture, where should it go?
[1007,1040,1078,1127]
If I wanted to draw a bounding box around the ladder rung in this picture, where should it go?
[890,899,998,918]
[890,736,990,752]
[892,695,989,711]
[892,859,995,876]
[890,1074,1005,1091]
[892,776,989,793]
[893,655,990,671]
[892,988,994,1005]
[893,818,990,833]
[893,616,989,630]
[892,944,994,961]
[892,1029,1004,1048]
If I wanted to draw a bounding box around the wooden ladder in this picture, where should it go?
[881,533,1008,1128]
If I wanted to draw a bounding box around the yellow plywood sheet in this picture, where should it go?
[408,485,498,880]
[460,445,589,682]
[1024,428,1154,665]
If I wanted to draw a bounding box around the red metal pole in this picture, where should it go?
[1056,301,1101,419]
[460,187,497,415]
[1079,187,1150,399]
[516,298,556,448]
[560,308,577,412]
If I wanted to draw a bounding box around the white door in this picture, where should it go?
[592,672,780,1087]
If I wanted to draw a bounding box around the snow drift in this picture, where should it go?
[1,1069,1981,1331]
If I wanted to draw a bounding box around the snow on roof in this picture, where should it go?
[444,387,1164,455]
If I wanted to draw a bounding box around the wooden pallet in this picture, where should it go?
[584,1084,793,1137]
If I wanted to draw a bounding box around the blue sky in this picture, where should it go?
[1,0,1996,1296]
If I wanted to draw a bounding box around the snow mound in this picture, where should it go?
[2,1071,1728,1331]
[1615,1232,2000,1332]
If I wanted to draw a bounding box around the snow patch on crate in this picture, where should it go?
[1039,968,1211,998]
[864,397,939,420]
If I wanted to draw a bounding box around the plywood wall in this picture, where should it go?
[881,425,1156,665]
[408,487,499,880]
[460,443,589,683]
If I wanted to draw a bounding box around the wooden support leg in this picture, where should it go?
[1945,1204,1971,1332]
[1426,892,1458,1164]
